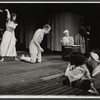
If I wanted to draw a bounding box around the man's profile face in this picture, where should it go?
[44,28,51,34]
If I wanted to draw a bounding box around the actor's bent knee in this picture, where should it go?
[30,59,36,63]
[37,61,41,63]
[31,61,36,63]
[37,59,42,63]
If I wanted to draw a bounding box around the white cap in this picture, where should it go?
[90,52,100,62]
[63,30,69,34]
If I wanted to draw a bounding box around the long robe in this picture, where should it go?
[75,33,86,53]
[0,20,17,57]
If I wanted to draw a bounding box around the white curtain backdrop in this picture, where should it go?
[47,13,82,51]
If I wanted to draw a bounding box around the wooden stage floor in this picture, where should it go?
[0,52,97,96]
[0,52,69,95]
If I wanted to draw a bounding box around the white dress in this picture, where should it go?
[0,20,17,57]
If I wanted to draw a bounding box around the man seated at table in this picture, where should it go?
[61,30,74,46]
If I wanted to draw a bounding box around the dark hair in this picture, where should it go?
[43,24,51,29]
[86,26,91,32]
[70,52,85,66]
[10,13,17,22]
[78,27,87,38]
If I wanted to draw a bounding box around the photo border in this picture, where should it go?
[0,0,100,99]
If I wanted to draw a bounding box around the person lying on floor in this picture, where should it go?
[64,52,92,91]
[85,51,100,94]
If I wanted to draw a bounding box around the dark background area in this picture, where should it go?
[0,3,100,51]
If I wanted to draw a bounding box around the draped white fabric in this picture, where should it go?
[47,13,82,51]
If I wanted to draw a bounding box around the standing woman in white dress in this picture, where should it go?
[0,9,18,61]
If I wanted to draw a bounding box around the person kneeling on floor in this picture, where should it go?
[20,24,51,63]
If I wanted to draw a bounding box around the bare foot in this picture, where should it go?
[20,54,25,60]
[15,58,19,61]
[0,58,4,62]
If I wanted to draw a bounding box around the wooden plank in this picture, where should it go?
[0,77,66,94]
[78,90,91,95]
[29,83,62,95]
[0,79,50,94]
[45,76,66,84]
[17,82,61,95]
[41,72,64,80]
[57,88,81,95]
[1,77,65,95]
[71,89,87,95]
[41,85,73,95]
[0,76,95,96]
[87,92,98,96]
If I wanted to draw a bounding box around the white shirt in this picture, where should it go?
[61,36,74,46]
[65,63,91,82]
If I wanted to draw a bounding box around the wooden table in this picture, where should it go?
[62,45,81,60]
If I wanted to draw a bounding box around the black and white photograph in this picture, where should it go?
[0,2,100,97]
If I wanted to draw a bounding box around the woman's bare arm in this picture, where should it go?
[5,9,11,19]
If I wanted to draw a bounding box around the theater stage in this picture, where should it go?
[0,52,68,95]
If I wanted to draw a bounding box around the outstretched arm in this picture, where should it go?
[5,9,10,19]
